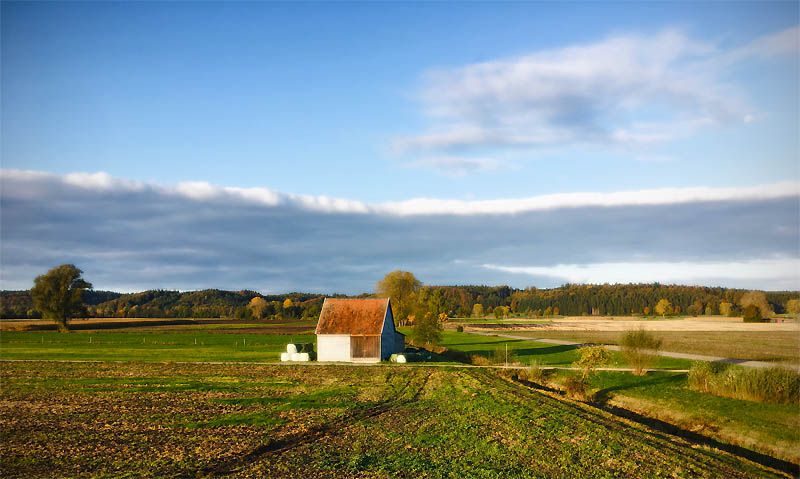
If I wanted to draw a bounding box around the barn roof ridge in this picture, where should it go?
[315,297,392,335]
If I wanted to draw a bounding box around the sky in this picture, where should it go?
[1,1,798,294]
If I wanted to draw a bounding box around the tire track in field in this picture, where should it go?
[490,369,773,476]
[470,369,708,467]
[192,370,430,478]
[474,369,797,477]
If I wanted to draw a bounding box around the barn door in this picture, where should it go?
[350,336,380,359]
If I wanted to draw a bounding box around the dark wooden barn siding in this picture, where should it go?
[350,335,380,359]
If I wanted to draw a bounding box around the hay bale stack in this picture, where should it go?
[391,352,426,363]
[287,343,315,354]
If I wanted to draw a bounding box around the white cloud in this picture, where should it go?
[63,172,146,192]
[2,169,798,216]
[483,258,800,290]
[376,181,800,216]
[396,26,798,156]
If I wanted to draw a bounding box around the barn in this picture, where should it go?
[315,298,405,362]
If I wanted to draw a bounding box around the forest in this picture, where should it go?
[1,283,797,320]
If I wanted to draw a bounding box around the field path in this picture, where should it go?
[464,329,800,371]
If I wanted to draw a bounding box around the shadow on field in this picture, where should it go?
[448,340,580,360]
[468,344,580,360]
[513,344,580,356]
[444,340,513,347]
[596,373,685,394]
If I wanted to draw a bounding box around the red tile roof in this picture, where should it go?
[315,298,391,335]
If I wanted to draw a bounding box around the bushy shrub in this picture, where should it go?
[518,360,548,385]
[470,354,493,366]
[561,346,610,402]
[575,345,610,381]
[492,345,517,365]
[456,325,464,332]
[688,362,799,404]
[565,374,588,400]
[687,361,730,393]
[620,328,662,375]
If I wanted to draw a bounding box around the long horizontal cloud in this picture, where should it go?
[395,26,799,159]
[4,169,797,215]
[1,170,798,293]
[484,259,800,288]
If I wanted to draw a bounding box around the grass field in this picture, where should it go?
[2,329,693,368]
[425,330,694,369]
[0,361,790,478]
[544,370,800,465]
[507,330,800,365]
[431,330,800,464]
[0,331,315,362]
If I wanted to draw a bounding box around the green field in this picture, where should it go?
[428,330,799,464]
[507,330,800,365]
[0,361,790,478]
[2,329,694,369]
[425,330,694,369]
[545,370,800,465]
[0,331,315,362]
[2,327,798,473]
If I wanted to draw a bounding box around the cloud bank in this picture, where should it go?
[1,170,798,293]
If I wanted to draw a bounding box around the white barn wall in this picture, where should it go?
[317,334,350,362]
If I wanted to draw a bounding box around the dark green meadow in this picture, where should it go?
[0,361,789,478]
[0,330,315,362]
[427,330,694,369]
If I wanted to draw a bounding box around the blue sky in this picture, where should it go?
[1,2,798,293]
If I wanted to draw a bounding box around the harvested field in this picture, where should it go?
[0,361,792,478]
[506,330,800,366]
[463,317,800,332]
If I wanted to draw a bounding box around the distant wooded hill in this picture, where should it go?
[1,284,797,320]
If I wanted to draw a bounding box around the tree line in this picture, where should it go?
[3,266,798,323]
[0,287,338,320]
[375,272,799,323]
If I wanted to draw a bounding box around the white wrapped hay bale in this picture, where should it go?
[290,352,301,361]
[287,344,298,354]
[390,353,407,363]
[280,352,291,362]
[297,352,310,362]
